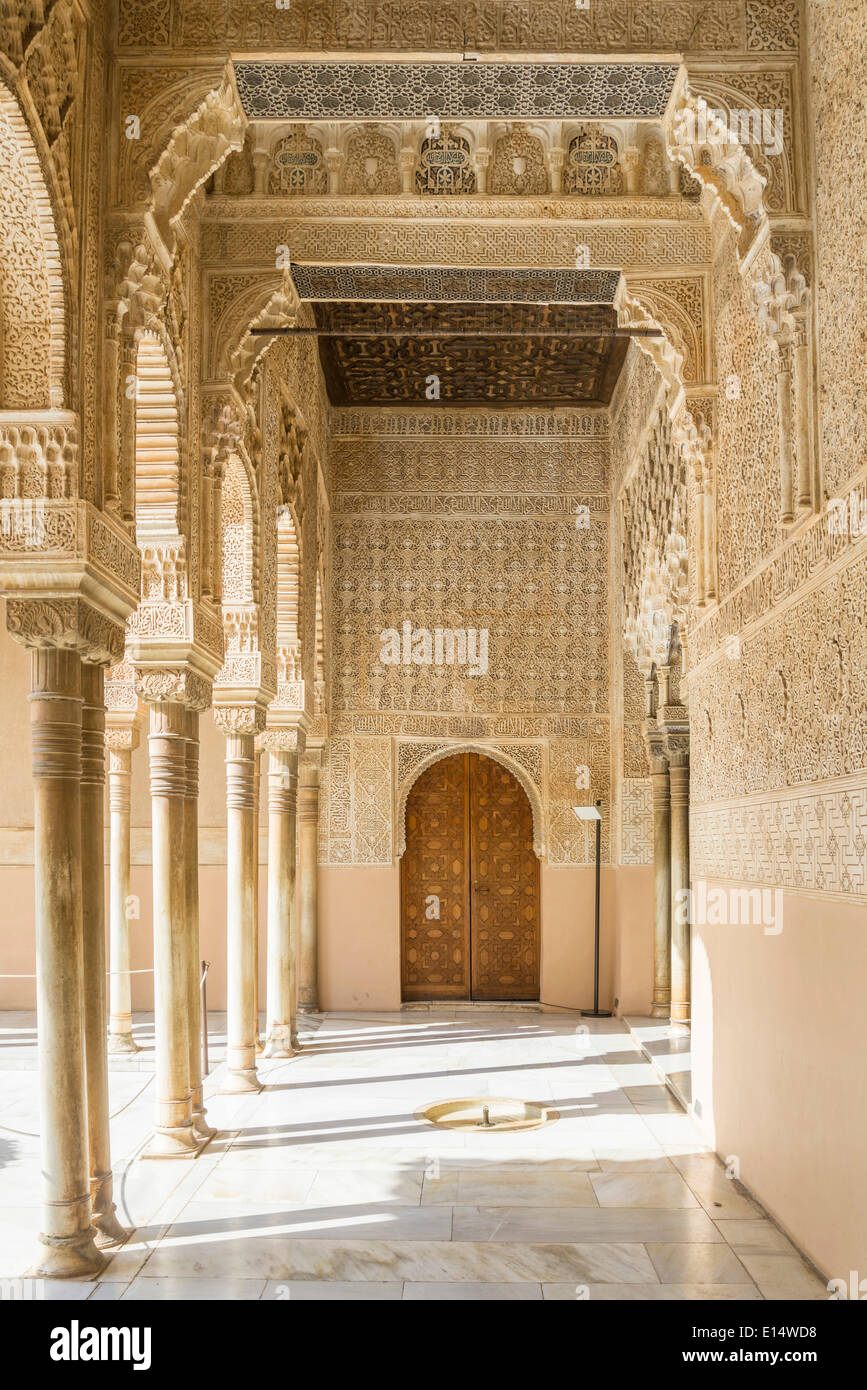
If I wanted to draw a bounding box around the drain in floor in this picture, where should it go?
[417,1097,558,1131]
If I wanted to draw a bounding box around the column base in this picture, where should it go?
[27,1230,107,1280]
[670,1005,691,1025]
[264,1025,295,1058]
[142,1124,210,1159]
[107,1031,140,1055]
[93,1208,132,1250]
[192,1111,218,1141]
[219,1068,263,1095]
[297,1002,319,1015]
[650,999,671,1019]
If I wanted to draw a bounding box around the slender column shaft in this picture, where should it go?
[777,345,795,524]
[703,471,717,601]
[648,743,672,1020]
[252,747,262,1050]
[119,337,137,525]
[265,749,298,1056]
[296,761,320,1014]
[108,746,138,1053]
[694,473,707,605]
[146,701,198,1155]
[28,648,104,1276]
[669,753,691,1024]
[184,711,213,1139]
[222,731,261,1092]
[794,329,812,509]
[103,318,120,511]
[80,665,127,1245]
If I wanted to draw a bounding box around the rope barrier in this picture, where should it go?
[0,1074,154,1139]
[0,968,157,979]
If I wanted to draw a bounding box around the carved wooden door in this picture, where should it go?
[401,753,539,1001]
[469,753,540,1001]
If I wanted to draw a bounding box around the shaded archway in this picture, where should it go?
[401,751,540,1003]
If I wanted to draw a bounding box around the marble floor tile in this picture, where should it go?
[193,1166,318,1205]
[162,1199,453,1244]
[543,1283,763,1301]
[262,1280,403,1300]
[452,1205,723,1245]
[304,1169,424,1208]
[715,1219,799,1257]
[121,1276,267,1300]
[590,1172,700,1209]
[422,1168,597,1208]
[646,1242,752,1284]
[403,1281,543,1300]
[737,1254,829,1300]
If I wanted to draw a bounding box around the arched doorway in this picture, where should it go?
[400,752,540,1002]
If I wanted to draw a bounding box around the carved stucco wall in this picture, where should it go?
[608,343,662,867]
[686,190,867,903]
[114,1,800,56]
[320,410,612,866]
[711,211,781,594]
[807,0,867,503]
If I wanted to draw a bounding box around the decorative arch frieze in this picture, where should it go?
[148,65,247,249]
[0,79,67,411]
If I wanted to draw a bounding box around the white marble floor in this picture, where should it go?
[0,1010,828,1301]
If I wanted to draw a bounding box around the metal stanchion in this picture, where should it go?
[200,960,210,1078]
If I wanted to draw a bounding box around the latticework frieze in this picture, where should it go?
[691,780,867,900]
[330,408,609,440]
[331,437,609,497]
[233,61,679,123]
[689,548,867,805]
[199,216,712,273]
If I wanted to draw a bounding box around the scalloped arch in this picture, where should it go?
[0,80,66,410]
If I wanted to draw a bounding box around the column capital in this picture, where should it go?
[259,725,306,754]
[642,720,669,776]
[0,498,140,640]
[213,703,267,737]
[6,595,127,665]
[135,666,213,710]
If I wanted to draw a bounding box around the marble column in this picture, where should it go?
[28,648,104,1276]
[252,746,262,1052]
[793,317,813,510]
[184,710,214,1140]
[107,729,139,1054]
[264,743,298,1056]
[252,148,269,195]
[80,664,127,1246]
[221,727,262,1092]
[296,757,320,1014]
[667,733,691,1025]
[144,701,199,1156]
[645,726,672,1020]
[399,146,415,194]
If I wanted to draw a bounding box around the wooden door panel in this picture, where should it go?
[401,752,540,1002]
[469,754,540,1000]
[400,753,470,999]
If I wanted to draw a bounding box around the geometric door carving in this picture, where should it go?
[401,752,540,1001]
